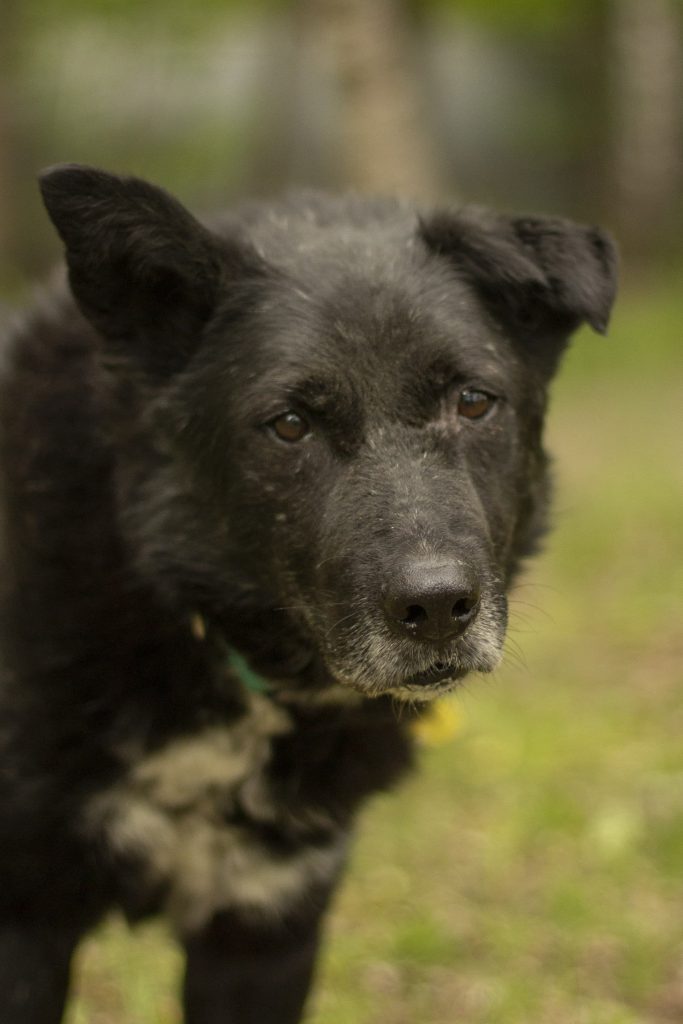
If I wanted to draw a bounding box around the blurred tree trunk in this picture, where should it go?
[299,0,442,199]
[609,0,682,255]
[253,0,442,199]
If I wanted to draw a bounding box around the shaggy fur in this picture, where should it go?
[0,166,617,1023]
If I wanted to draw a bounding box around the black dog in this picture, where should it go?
[0,166,617,1023]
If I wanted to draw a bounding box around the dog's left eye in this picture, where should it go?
[269,411,310,443]
[457,388,497,421]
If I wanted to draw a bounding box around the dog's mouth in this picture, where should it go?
[395,659,471,700]
[401,660,467,690]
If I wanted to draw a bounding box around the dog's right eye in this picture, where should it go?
[457,388,497,421]
[269,411,310,443]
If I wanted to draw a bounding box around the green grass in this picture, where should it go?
[67,278,683,1023]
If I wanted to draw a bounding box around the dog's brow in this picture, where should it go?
[409,339,513,391]
[290,376,358,419]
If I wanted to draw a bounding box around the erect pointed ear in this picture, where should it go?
[39,164,267,375]
[420,205,618,371]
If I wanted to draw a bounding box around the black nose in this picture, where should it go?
[382,561,480,642]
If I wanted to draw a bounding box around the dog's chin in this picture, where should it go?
[326,653,498,704]
[328,665,463,703]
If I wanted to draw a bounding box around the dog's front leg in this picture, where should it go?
[182,894,333,1024]
[0,924,79,1024]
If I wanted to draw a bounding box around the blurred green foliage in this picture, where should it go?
[35,0,253,25]
[424,0,595,33]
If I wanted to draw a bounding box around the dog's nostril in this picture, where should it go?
[452,594,479,619]
[401,604,428,625]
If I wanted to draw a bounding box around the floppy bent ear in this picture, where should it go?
[420,206,618,371]
[39,164,265,375]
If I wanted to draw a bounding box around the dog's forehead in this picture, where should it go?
[252,244,515,403]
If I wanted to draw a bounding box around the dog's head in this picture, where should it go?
[40,166,617,700]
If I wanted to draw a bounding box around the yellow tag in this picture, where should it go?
[411,697,462,746]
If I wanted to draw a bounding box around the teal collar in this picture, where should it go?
[190,614,272,696]
[227,649,271,695]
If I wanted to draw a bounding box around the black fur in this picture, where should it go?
[0,167,617,1023]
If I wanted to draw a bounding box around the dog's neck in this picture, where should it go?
[189,611,366,708]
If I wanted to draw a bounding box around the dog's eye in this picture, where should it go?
[457,388,496,420]
[270,411,310,443]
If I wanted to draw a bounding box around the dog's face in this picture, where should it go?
[40,167,617,700]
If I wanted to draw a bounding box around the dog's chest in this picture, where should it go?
[82,694,346,933]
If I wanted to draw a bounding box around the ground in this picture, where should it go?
[68,274,683,1024]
